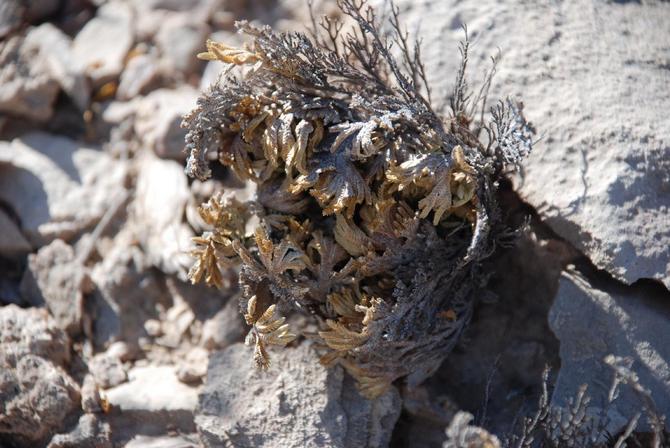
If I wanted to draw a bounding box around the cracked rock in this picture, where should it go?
[394,0,670,288]
[196,342,401,448]
[134,86,199,159]
[0,34,60,121]
[133,153,194,276]
[88,354,128,389]
[549,271,670,432]
[72,1,134,85]
[20,239,90,335]
[23,23,90,110]
[47,414,112,448]
[155,14,209,76]
[0,132,128,247]
[0,306,80,443]
[105,365,199,436]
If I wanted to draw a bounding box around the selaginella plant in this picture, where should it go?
[183,0,534,398]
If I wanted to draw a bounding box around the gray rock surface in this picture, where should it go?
[0,208,31,258]
[0,133,128,247]
[134,86,199,159]
[196,342,401,448]
[72,1,134,85]
[549,271,670,432]
[88,353,128,389]
[200,297,246,350]
[155,14,209,75]
[124,434,200,448]
[0,0,22,39]
[133,154,194,276]
[105,365,199,436]
[47,414,112,448]
[23,23,90,110]
[88,238,163,350]
[117,53,162,100]
[395,0,670,288]
[0,306,80,442]
[0,34,60,121]
[20,239,90,335]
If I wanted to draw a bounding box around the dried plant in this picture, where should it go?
[503,360,667,448]
[183,0,535,397]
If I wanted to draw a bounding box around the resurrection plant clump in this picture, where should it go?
[183,0,534,398]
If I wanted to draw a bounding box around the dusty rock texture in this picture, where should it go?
[0,133,127,247]
[0,306,80,443]
[395,0,670,289]
[549,271,670,431]
[20,239,89,335]
[196,343,402,448]
[0,34,60,121]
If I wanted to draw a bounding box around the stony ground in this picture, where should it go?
[0,0,668,447]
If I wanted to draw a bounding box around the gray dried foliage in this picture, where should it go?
[183,0,535,398]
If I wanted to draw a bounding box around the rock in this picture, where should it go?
[72,2,134,85]
[549,271,670,433]
[117,53,162,100]
[200,298,246,350]
[0,132,128,247]
[105,365,198,433]
[0,34,60,121]
[47,414,112,448]
[134,86,199,159]
[0,306,80,443]
[89,354,128,389]
[124,434,200,448]
[393,0,670,288]
[196,342,401,448]
[0,355,81,443]
[132,154,194,276]
[0,208,31,258]
[81,374,104,413]
[23,23,90,110]
[155,14,209,76]
[20,239,90,335]
[0,0,23,40]
[0,304,71,365]
[88,236,163,350]
[177,347,209,384]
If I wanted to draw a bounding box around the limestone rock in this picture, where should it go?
[200,297,246,350]
[133,154,194,276]
[124,434,200,448]
[549,272,670,432]
[105,365,199,434]
[393,0,670,288]
[0,133,128,247]
[117,53,162,100]
[155,14,209,75]
[196,342,401,448]
[24,23,90,110]
[0,306,80,442]
[72,2,134,85]
[88,238,163,350]
[47,414,112,448]
[134,86,199,159]
[88,354,128,389]
[20,239,89,335]
[0,304,71,365]
[0,34,60,121]
[0,0,22,39]
[0,208,31,258]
